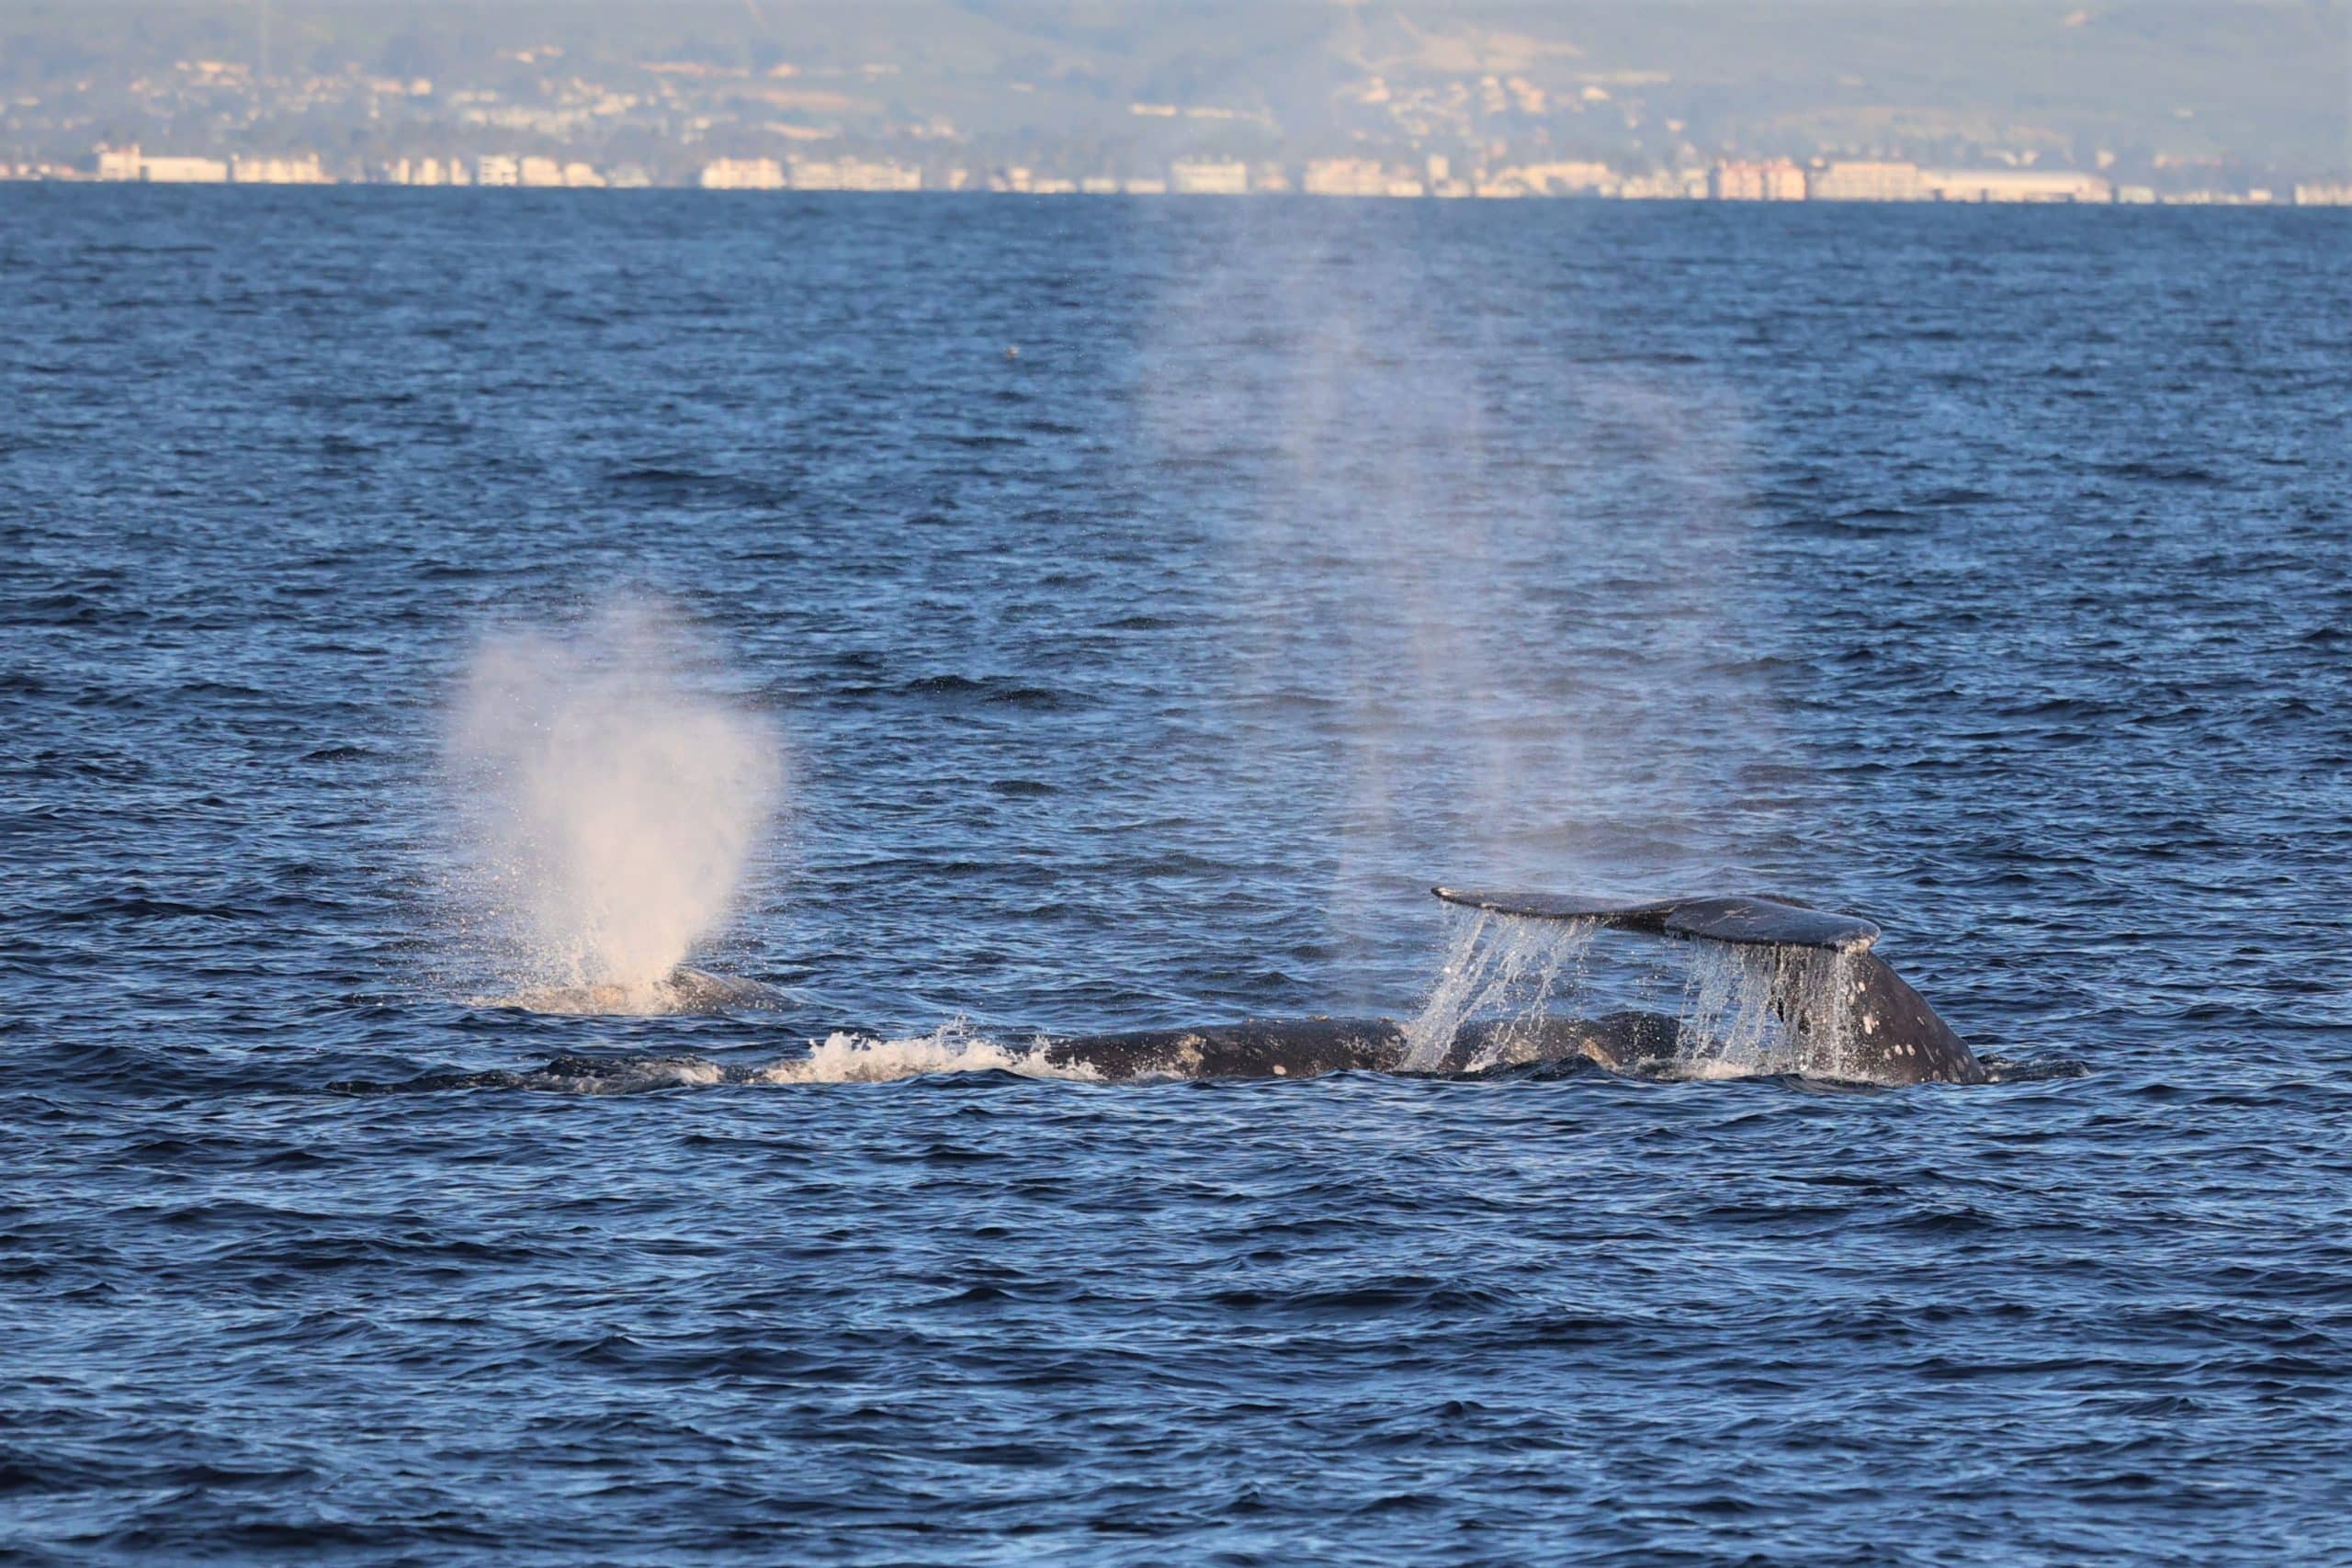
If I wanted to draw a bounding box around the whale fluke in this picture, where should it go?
[1430,887,1981,1084]
[1432,887,1880,953]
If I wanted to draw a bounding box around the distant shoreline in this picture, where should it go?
[6,181,2345,211]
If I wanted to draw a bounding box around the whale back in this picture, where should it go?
[1039,1019,1405,1079]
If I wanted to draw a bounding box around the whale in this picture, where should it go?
[1037,890,1985,1087]
[462,891,1984,1089]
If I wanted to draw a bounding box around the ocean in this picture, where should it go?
[4,188,2349,1562]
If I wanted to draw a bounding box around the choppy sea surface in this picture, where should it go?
[4,189,2350,1563]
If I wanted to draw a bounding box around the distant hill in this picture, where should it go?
[5,1,2345,177]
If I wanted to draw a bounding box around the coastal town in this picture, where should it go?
[19,141,2351,207]
[4,7,2343,209]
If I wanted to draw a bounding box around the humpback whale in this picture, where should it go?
[1038,890,1985,1088]
[458,891,1984,1089]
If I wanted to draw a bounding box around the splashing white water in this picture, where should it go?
[1400,911,1604,1071]
[447,604,781,1008]
[744,1023,1104,1085]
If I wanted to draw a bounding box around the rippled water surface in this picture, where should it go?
[5,190,2351,1562]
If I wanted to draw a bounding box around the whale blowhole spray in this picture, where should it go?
[444,602,782,1013]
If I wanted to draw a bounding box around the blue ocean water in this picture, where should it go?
[3,188,2350,1562]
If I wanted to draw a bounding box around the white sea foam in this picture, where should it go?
[743,1024,1104,1085]
[446,602,781,1009]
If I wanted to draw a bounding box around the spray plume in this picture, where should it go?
[445,604,781,1012]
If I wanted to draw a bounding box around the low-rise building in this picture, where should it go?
[1613,169,1708,199]
[2295,181,2352,207]
[1304,157,1388,197]
[699,157,784,190]
[1921,169,2109,203]
[96,145,232,183]
[1504,160,1614,196]
[1170,158,1248,195]
[476,154,521,187]
[1712,160,1806,200]
[142,157,230,183]
[387,157,452,186]
[792,158,922,192]
[1809,161,1925,201]
[1123,176,1168,195]
[232,153,328,185]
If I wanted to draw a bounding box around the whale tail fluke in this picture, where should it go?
[1430,888,1881,953]
[1430,886,1983,1084]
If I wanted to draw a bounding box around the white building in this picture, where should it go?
[231,153,329,185]
[1921,169,2110,203]
[1505,161,1615,196]
[1169,158,1248,195]
[96,145,231,183]
[1612,169,1708,199]
[1304,158,1388,197]
[2295,181,2352,207]
[143,157,229,183]
[1712,160,1806,200]
[1809,161,1926,201]
[700,158,785,190]
[792,158,922,192]
[476,155,520,187]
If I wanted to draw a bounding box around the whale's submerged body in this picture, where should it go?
[498,967,786,1016]
[1034,1011,1689,1079]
